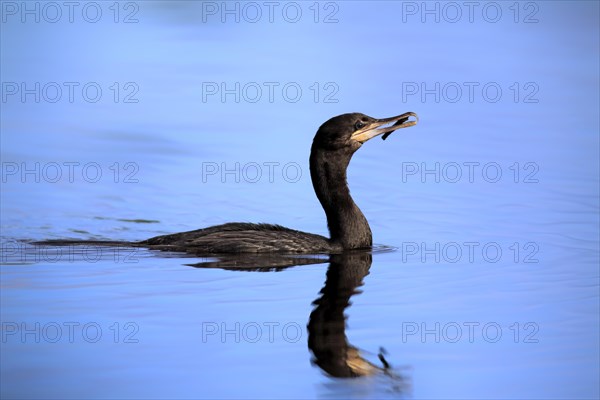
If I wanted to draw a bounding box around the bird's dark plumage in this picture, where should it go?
[34,112,418,255]
[140,222,333,253]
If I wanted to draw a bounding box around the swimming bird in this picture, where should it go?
[35,112,418,255]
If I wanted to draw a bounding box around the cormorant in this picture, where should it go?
[35,112,418,255]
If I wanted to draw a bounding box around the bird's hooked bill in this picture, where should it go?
[351,112,419,143]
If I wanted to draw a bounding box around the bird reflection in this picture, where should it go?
[186,253,329,271]
[308,251,407,388]
[189,250,407,385]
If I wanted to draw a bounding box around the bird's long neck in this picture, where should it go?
[310,147,372,249]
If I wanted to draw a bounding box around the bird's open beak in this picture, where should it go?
[351,112,418,143]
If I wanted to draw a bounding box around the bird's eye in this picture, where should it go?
[354,121,366,130]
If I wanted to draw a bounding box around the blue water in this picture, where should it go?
[1,1,599,399]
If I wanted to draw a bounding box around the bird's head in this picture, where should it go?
[312,112,419,153]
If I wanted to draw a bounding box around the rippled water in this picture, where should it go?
[1,1,599,399]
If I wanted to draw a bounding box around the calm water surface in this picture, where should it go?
[1,1,599,399]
